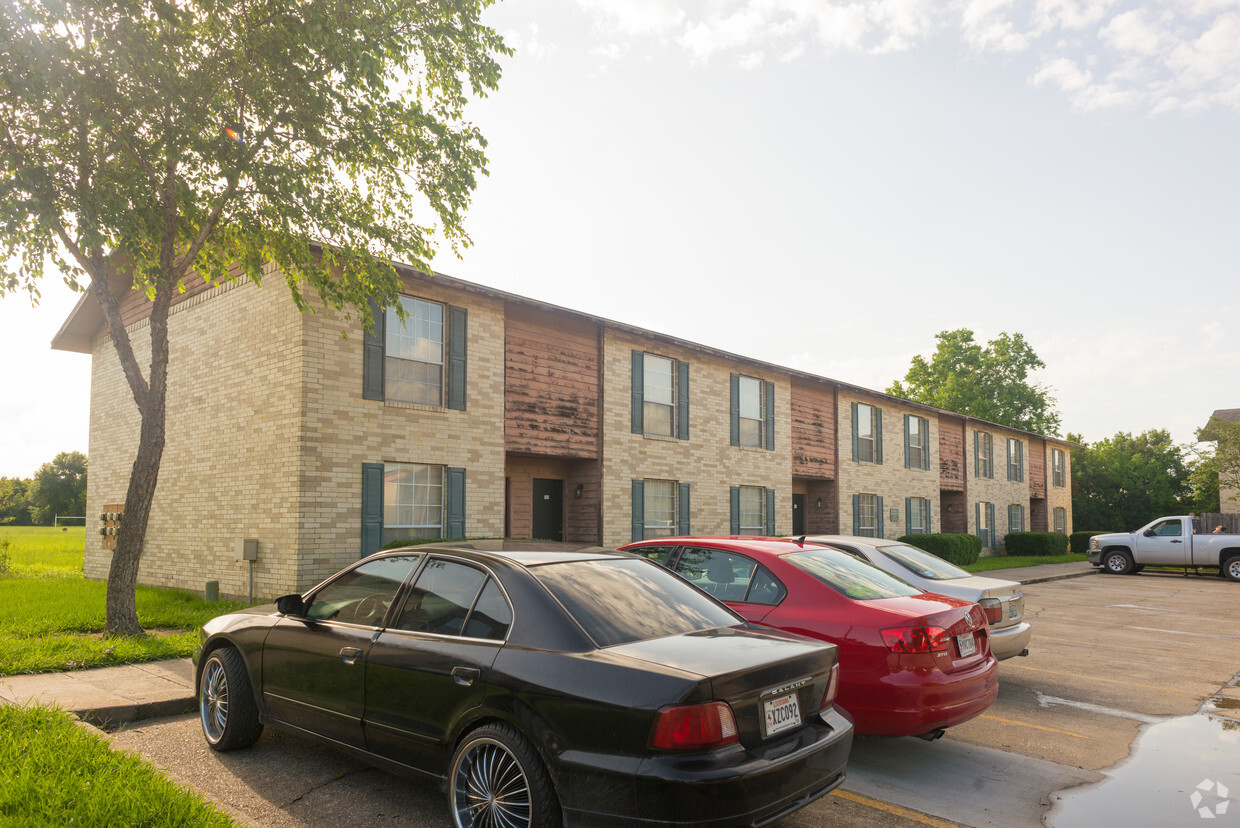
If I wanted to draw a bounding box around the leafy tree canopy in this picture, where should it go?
[886,329,1061,436]
[1197,416,1240,502]
[0,477,32,525]
[1069,430,1193,531]
[27,451,88,525]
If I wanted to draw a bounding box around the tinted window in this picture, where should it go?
[396,559,486,636]
[626,544,678,566]
[1150,519,1181,537]
[784,549,921,600]
[463,579,512,641]
[672,547,784,605]
[877,544,970,580]
[533,558,741,648]
[306,555,421,625]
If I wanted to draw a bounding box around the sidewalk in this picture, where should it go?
[0,560,1099,730]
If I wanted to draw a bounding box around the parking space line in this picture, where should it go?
[1003,664,1197,694]
[977,714,1091,739]
[832,789,960,827]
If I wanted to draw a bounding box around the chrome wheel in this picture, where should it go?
[452,737,532,828]
[1225,557,1240,582]
[200,655,229,744]
[1104,552,1133,575]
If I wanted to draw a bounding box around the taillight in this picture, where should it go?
[882,625,951,653]
[649,702,739,751]
[820,663,840,710]
[979,598,1003,625]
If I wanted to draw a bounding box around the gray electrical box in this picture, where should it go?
[235,538,259,561]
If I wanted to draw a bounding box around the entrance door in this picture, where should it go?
[792,494,806,535]
[532,478,564,541]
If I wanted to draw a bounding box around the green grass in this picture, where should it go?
[962,552,1089,573]
[0,704,238,827]
[0,526,249,676]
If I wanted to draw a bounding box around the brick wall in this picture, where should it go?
[836,391,941,539]
[1045,443,1073,535]
[599,331,793,547]
[965,425,1033,551]
[938,414,966,492]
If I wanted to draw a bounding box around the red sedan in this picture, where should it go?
[619,537,998,738]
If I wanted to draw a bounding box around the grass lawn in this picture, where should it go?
[0,704,238,827]
[963,552,1090,573]
[0,526,249,676]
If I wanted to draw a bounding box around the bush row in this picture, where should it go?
[1002,532,1070,556]
[896,533,983,566]
[1070,530,1110,555]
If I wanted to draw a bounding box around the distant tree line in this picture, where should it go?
[0,452,87,526]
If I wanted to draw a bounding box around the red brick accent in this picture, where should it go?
[791,381,837,480]
[1028,437,1047,498]
[504,306,600,458]
[940,490,968,533]
[938,415,966,491]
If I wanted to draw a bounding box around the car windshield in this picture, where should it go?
[783,549,921,600]
[532,557,742,648]
[877,544,971,580]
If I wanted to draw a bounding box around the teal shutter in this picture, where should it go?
[631,480,644,542]
[362,300,385,401]
[923,418,931,470]
[877,496,885,538]
[729,374,740,446]
[905,497,912,535]
[446,306,467,410]
[1018,441,1024,481]
[974,431,980,478]
[445,467,466,538]
[361,463,383,556]
[765,488,775,535]
[975,501,983,546]
[903,414,911,469]
[631,351,643,434]
[988,503,996,548]
[764,381,775,451]
[852,494,860,535]
[679,483,691,535]
[677,360,690,441]
[730,487,741,534]
[875,408,883,465]
[851,403,859,461]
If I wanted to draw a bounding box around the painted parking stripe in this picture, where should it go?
[1003,663,1197,694]
[832,789,960,828]
[1125,626,1240,641]
[977,714,1091,739]
[1035,692,1166,724]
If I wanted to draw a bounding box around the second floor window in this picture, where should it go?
[905,415,929,470]
[853,403,882,464]
[976,431,993,479]
[738,377,763,448]
[643,354,676,437]
[1007,438,1024,482]
[385,297,445,406]
[1052,449,1066,487]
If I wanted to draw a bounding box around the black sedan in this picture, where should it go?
[194,545,853,827]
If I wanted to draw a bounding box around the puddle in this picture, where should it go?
[1046,712,1240,827]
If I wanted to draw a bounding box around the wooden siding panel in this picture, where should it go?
[1028,437,1047,498]
[505,307,600,458]
[791,381,836,479]
[938,415,966,491]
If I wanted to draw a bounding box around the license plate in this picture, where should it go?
[1009,601,1020,620]
[957,632,977,657]
[763,693,802,737]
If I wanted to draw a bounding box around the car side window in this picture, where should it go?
[462,578,512,641]
[1151,520,1182,537]
[744,565,787,606]
[395,558,487,636]
[628,544,678,566]
[674,547,758,603]
[305,555,421,626]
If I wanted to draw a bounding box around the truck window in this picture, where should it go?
[1150,519,1182,537]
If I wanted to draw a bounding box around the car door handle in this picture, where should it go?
[339,647,363,665]
[451,667,480,687]
[1171,540,1182,544]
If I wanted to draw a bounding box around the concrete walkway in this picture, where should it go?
[0,559,1100,729]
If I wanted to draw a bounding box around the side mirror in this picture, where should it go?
[275,594,307,617]
[1142,529,1154,537]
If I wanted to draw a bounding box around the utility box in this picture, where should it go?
[235,538,259,561]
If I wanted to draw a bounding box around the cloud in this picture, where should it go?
[505,24,557,61]
[571,0,1240,114]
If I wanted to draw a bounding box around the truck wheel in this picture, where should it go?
[1103,551,1135,575]
[1223,556,1240,583]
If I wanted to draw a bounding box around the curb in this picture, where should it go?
[1015,569,1100,586]
[76,696,198,730]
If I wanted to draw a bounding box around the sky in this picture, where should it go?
[2,0,1239,479]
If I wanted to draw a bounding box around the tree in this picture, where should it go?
[1069,430,1193,531]
[1197,416,1240,511]
[26,451,88,525]
[0,477,32,525]
[1186,449,1220,515]
[0,0,508,634]
[886,329,1061,435]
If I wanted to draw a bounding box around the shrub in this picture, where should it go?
[897,533,982,566]
[1070,531,1109,555]
[0,538,10,578]
[1004,532,1070,556]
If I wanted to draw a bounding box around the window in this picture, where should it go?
[1149,518,1181,537]
[977,501,996,549]
[738,486,765,534]
[731,375,774,450]
[1052,448,1066,487]
[1009,504,1025,533]
[877,544,970,580]
[306,555,421,626]
[784,548,921,600]
[906,497,931,534]
[643,478,678,539]
[1053,506,1067,534]
[363,297,466,408]
[383,463,444,546]
[975,431,993,479]
[672,547,787,605]
[904,415,929,470]
[852,402,883,464]
[855,493,881,538]
[1007,438,1024,482]
[631,351,689,439]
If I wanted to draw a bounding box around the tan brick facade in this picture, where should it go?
[1045,443,1073,536]
[965,425,1033,551]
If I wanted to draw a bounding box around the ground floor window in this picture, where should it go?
[977,501,995,549]
[857,493,880,538]
[1053,506,1067,534]
[738,486,765,534]
[1009,504,1026,533]
[644,478,678,539]
[384,462,444,545]
[906,497,931,534]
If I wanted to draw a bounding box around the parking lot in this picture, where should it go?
[109,568,1240,827]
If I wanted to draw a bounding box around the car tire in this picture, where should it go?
[1132,565,1145,573]
[199,646,263,751]
[1103,551,1135,575]
[449,723,561,828]
[1223,556,1240,583]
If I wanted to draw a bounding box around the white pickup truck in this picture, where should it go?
[1087,516,1240,581]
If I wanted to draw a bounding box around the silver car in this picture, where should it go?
[796,536,1032,661]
